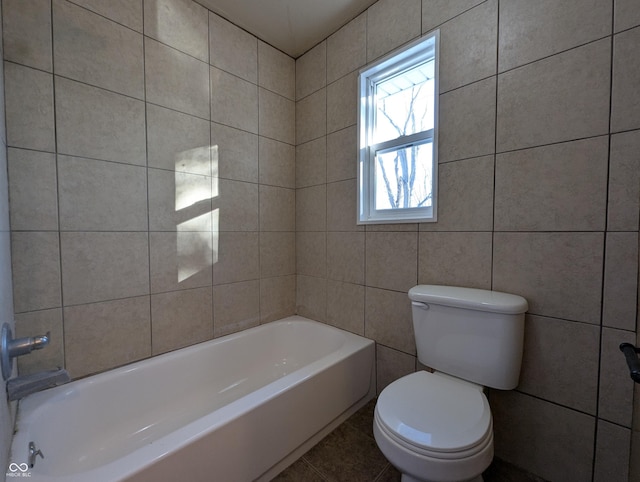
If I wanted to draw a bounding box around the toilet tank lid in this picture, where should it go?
[408,285,528,314]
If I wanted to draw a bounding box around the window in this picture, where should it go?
[357,32,439,224]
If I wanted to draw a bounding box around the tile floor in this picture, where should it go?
[272,399,546,482]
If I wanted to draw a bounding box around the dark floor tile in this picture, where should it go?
[374,463,402,482]
[272,458,326,482]
[303,422,389,482]
[484,458,548,482]
[344,398,377,439]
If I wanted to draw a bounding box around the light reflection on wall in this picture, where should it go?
[175,146,218,283]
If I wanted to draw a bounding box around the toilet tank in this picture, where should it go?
[408,285,528,390]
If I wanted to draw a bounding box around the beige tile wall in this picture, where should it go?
[295,0,640,480]
[3,0,295,379]
[0,0,16,470]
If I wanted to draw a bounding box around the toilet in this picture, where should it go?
[373,285,528,482]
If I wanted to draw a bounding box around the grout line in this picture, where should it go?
[141,0,154,355]
[490,0,500,291]
[48,0,68,370]
[591,7,617,478]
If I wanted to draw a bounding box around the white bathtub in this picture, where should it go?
[9,316,375,481]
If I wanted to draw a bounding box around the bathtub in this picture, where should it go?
[9,316,375,481]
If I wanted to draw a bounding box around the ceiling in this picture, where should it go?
[195,0,378,58]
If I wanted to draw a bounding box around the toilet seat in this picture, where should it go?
[375,371,492,458]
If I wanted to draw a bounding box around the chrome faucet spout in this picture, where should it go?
[6,368,70,401]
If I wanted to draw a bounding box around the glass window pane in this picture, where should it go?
[373,59,435,144]
[374,141,433,210]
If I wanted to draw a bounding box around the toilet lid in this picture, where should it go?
[376,371,491,453]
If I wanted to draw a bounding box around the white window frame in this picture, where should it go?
[357,32,440,224]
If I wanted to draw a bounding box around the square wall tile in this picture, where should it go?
[366,232,418,292]
[15,308,63,376]
[327,13,366,84]
[5,62,55,152]
[608,130,640,231]
[594,420,631,482]
[438,77,496,163]
[67,0,142,32]
[327,126,357,183]
[327,179,362,232]
[296,88,326,145]
[260,232,295,278]
[495,137,609,231]
[212,232,259,285]
[365,287,415,355]
[296,275,326,322]
[497,39,611,152]
[493,232,604,324]
[213,280,260,337]
[210,66,258,133]
[260,185,295,231]
[439,0,497,93]
[209,12,257,83]
[151,287,213,355]
[211,122,258,183]
[498,0,612,72]
[418,232,492,289]
[603,232,638,331]
[260,275,295,323]
[297,232,326,278]
[615,0,640,32]
[327,71,357,134]
[518,315,599,414]
[295,41,326,101]
[367,0,421,62]
[326,281,364,335]
[599,327,635,427]
[376,344,415,395]
[146,38,210,119]
[422,156,494,231]
[55,77,146,165]
[490,390,595,482]
[258,41,294,100]
[327,232,364,285]
[147,104,211,175]
[144,0,208,62]
[148,169,212,232]
[8,148,58,231]
[11,232,61,313]
[58,155,147,231]
[612,27,640,133]
[296,138,326,188]
[259,88,295,145]
[64,296,151,378]
[60,232,149,305]
[149,231,213,294]
[421,0,485,33]
[296,185,327,232]
[3,0,52,71]
[259,137,295,188]
[53,0,144,99]
[216,179,258,231]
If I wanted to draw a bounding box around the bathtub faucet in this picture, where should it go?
[1,322,51,380]
[6,368,71,401]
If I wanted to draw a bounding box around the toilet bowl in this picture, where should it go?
[372,285,528,482]
[373,371,493,482]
